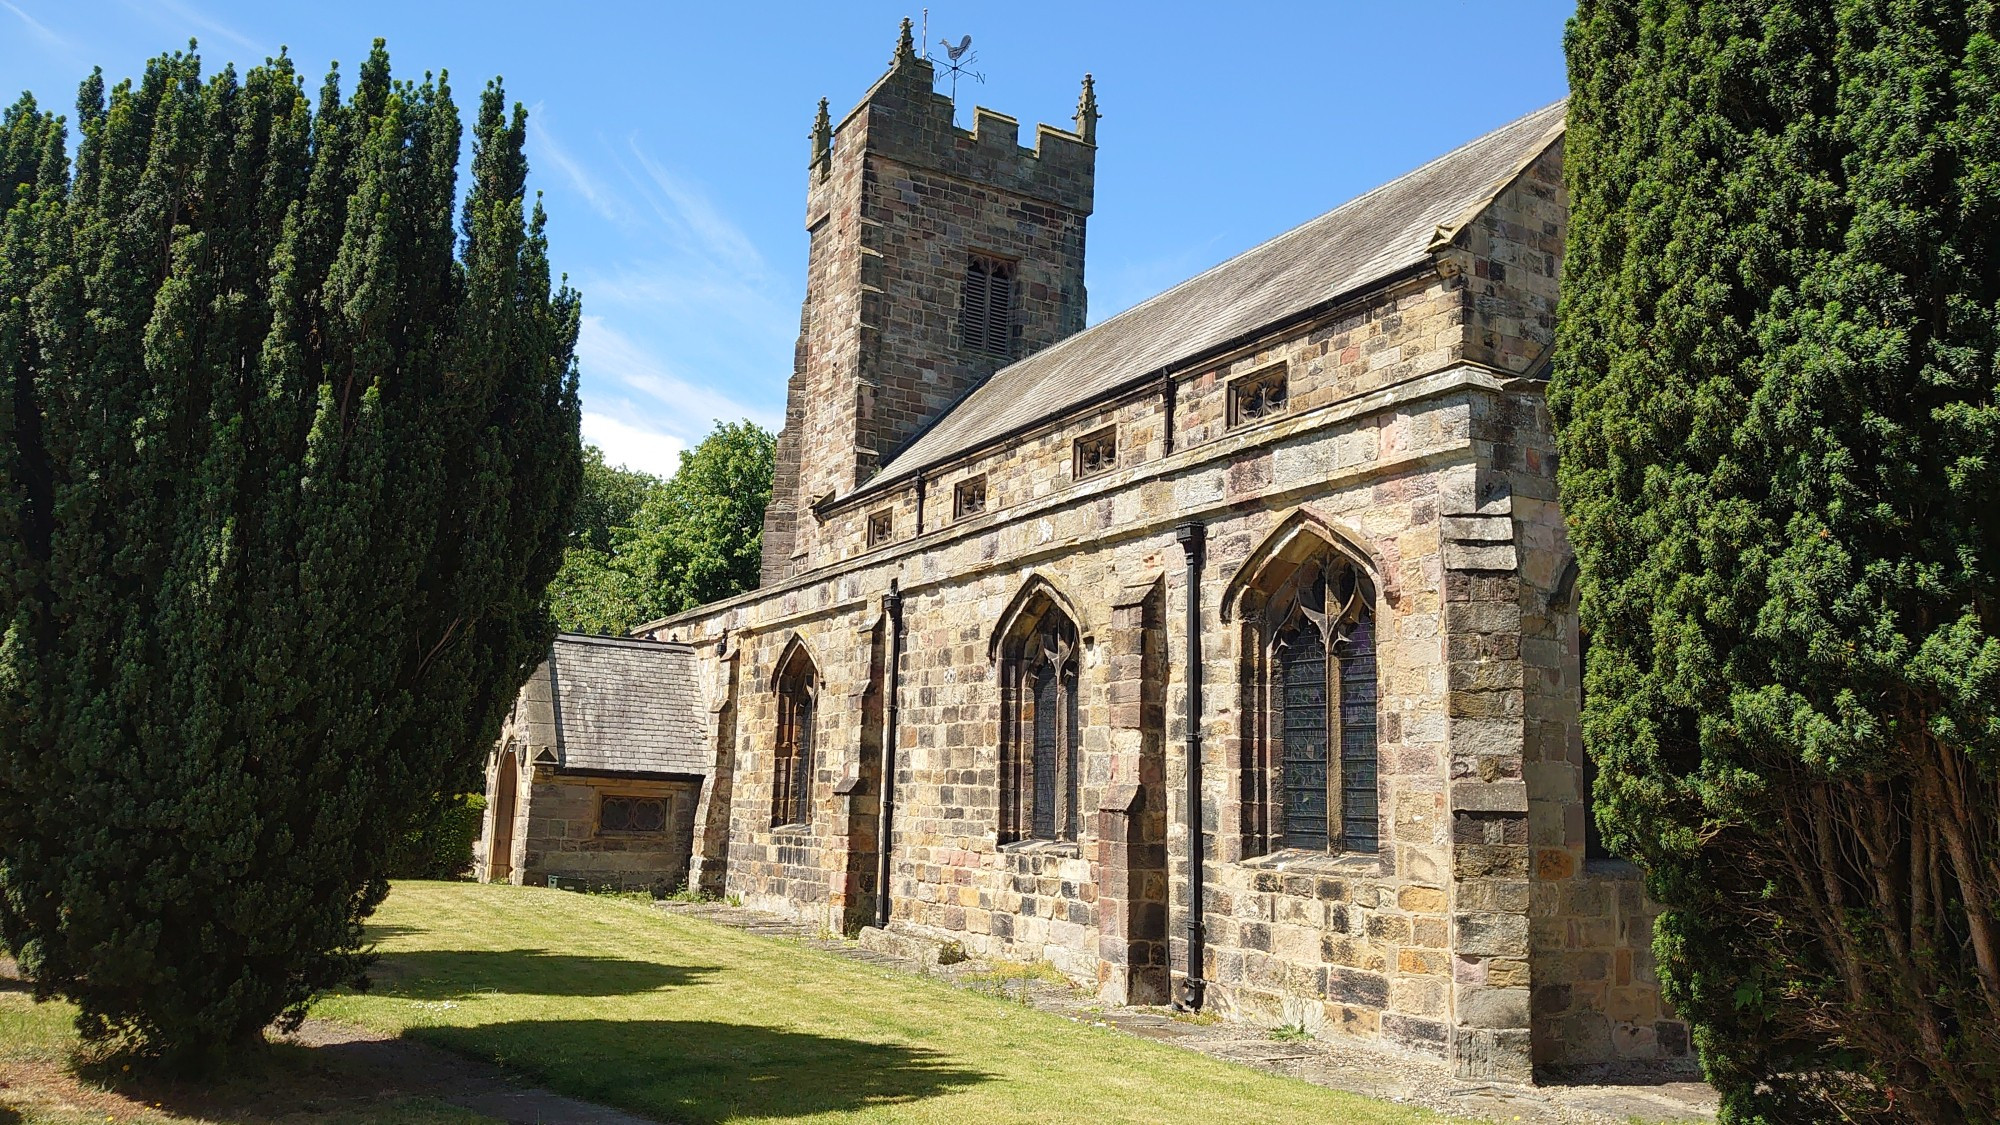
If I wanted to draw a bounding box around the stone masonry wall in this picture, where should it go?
[813,271,1471,568]
[515,773,700,892]
[479,659,706,894]
[649,358,1530,1070]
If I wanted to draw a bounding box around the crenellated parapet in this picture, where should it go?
[807,22,1095,222]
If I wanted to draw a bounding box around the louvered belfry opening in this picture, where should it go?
[959,253,1017,358]
[772,647,818,828]
[1245,549,1380,856]
[1001,598,1081,843]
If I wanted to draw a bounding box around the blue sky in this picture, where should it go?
[2,2,1572,477]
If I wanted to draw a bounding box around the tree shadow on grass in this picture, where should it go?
[57,1038,496,1125]
[414,1018,991,1123]
[366,949,718,1000]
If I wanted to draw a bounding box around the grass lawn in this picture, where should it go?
[310,880,1448,1124]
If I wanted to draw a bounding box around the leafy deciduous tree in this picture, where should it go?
[548,422,773,635]
[622,420,775,621]
[547,446,661,635]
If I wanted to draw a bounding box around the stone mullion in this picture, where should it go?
[1326,601,1345,853]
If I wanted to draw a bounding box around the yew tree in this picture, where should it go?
[1556,1,2000,1120]
[0,43,581,1067]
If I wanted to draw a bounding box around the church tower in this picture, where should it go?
[760,20,1098,584]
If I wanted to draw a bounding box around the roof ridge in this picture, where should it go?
[948,99,1568,398]
[555,632,694,652]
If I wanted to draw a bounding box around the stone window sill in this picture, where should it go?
[1582,856,1642,879]
[1000,838,1081,859]
[770,824,815,839]
[1236,847,1386,877]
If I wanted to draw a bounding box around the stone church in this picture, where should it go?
[477,20,1687,1081]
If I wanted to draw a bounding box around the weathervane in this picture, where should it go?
[921,9,985,112]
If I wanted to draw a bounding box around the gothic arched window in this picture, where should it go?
[772,644,818,829]
[1243,548,1379,856]
[999,598,1081,844]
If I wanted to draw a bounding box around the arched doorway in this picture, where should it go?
[489,751,519,883]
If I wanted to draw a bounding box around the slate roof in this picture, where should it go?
[548,634,706,777]
[865,100,1567,491]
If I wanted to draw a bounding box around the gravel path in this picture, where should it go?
[283,1020,657,1125]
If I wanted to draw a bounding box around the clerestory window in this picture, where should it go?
[953,476,988,519]
[1229,365,1288,427]
[1073,428,1117,479]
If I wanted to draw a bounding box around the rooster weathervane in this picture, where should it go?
[921,9,985,112]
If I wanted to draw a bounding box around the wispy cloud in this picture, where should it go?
[526,119,790,446]
[575,315,780,439]
[581,411,686,479]
[1,0,63,46]
[625,142,766,274]
[1087,233,1231,324]
[576,263,782,333]
[140,0,263,55]
[528,116,634,229]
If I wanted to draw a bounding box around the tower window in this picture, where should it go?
[1230,365,1289,426]
[1073,428,1117,479]
[867,509,893,547]
[953,476,988,519]
[960,254,1017,358]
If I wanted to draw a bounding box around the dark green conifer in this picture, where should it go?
[1557,2,2000,1119]
[0,41,580,1069]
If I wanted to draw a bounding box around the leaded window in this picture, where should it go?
[1001,603,1081,843]
[600,795,668,834]
[1246,551,1379,855]
[773,647,817,828]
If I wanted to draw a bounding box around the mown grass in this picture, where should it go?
[312,880,1449,1124]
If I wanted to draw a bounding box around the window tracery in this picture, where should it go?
[999,599,1081,844]
[1243,549,1379,855]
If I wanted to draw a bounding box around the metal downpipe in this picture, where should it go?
[874,580,903,930]
[1175,522,1207,1010]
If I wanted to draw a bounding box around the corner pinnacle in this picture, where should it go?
[1074,73,1100,144]
[894,17,918,65]
[811,97,832,176]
